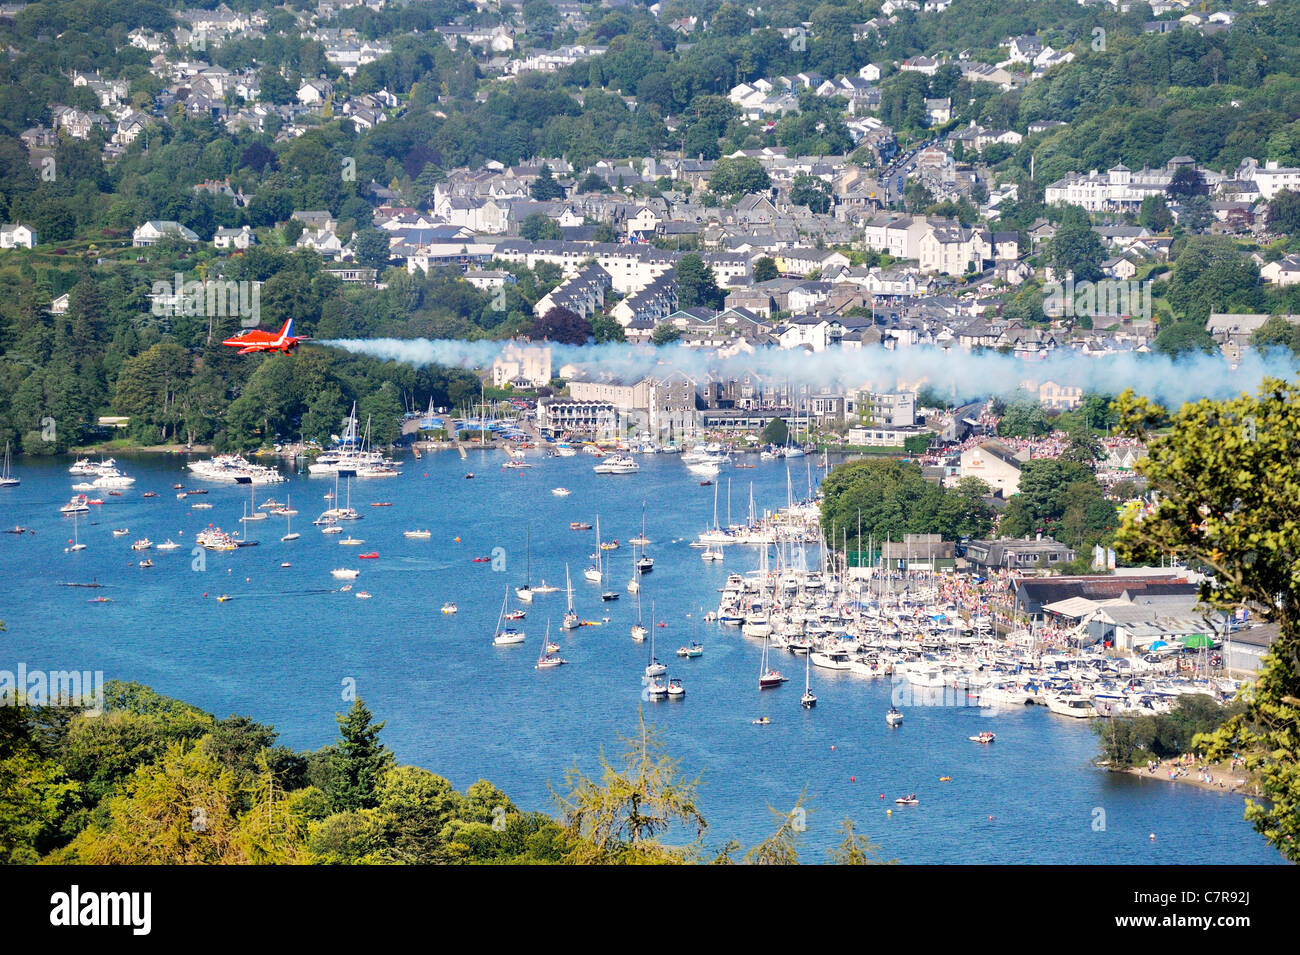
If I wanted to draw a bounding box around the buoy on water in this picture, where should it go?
[850,776,856,783]
[886,809,892,816]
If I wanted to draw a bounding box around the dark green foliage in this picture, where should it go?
[1094,695,1246,768]
[760,416,788,445]
[324,699,394,813]
[674,254,723,310]
[820,459,994,553]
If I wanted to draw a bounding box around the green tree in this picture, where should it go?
[1166,236,1263,327]
[789,175,832,215]
[1153,319,1217,357]
[520,213,562,242]
[650,323,682,346]
[828,819,896,864]
[325,700,394,813]
[674,254,724,310]
[707,157,769,199]
[1047,211,1106,282]
[1250,316,1300,358]
[556,713,706,864]
[753,257,779,282]
[760,417,789,445]
[820,458,947,553]
[530,163,563,201]
[1114,380,1300,861]
[1267,189,1300,235]
[591,315,626,343]
[1139,194,1174,233]
[997,399,1049,438]
[359,382,403,445]
[351,228,392,271]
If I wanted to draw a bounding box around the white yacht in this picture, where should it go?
[1046,693,1098,718]
[593,454,639,474]
[188,454,285,484]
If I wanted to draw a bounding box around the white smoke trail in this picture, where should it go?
[320,338,1298,407]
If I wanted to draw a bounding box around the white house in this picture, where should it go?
[0,223,36,249]
[213,225,256,250]
[133,220,200,247]
[297,79,334,105]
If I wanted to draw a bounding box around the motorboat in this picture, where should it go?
[131,538,153,551]
[1046,693,1098,718]
[331,568,360,579]
[593,454,639,474]
[969,731,996,744]
[886,707,904,727]
[552,488,572,496]
[666,678,685,699]
[894,795,919,806]
[60,495,91,514]
[112,528,130,537]
[644,676,668,699]
[441,603,457,614]
[156,539,180,550]
[405,530,432,539]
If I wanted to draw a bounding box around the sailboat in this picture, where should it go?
[516,527,533,602]
[632,591,648,641]
[533,620,561,662]
[627,546,640,593]
[493,587,526,645]
[562,564,580,630]
[801,646,817,708]
[0,442,18,487]
[600,547,619,601]
[535,622,566,668]
[645,618,666,677]
[584,517,603,583]
[634,503,653,572]
[241,481,266,521]
[65,510,86,552]
[281,494,300,541]
[759,634,787,689]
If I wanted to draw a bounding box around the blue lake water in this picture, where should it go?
[0,449,1283,864]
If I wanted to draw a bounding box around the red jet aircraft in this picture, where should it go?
[222,318,310,355]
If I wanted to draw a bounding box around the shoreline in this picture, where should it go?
[1115,757,1260,797]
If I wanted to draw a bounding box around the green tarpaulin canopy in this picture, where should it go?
[1182,633,1214,648]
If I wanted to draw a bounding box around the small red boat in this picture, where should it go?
[472,556,492,563]
[358,552,379,559]
[505,609,525,620]
[370,502,392,507]
[142,491,158,498]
